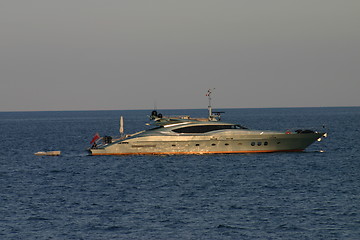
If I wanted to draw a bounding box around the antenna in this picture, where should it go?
[206,88,224,121]
[120,116,124,136]
[153,99,157,111]
[206,88,215,120]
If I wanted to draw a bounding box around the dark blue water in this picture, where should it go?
[1,107,359,239]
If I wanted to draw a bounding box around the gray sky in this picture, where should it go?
[1,0,359,111]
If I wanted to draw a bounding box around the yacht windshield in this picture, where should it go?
[172,124,247,133]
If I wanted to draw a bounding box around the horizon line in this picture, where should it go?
[1,105,359,113]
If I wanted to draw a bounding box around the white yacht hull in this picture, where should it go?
[90,132,325,155]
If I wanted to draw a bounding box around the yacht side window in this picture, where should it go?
[173,125,233,133]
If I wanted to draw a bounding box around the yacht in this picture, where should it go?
[89,91,326,155]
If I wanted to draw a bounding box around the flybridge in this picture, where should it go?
[150,89,224,123]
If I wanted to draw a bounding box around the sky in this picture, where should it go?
[1,0,359,111]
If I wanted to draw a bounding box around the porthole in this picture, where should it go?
[257,142,262,146]
[172,144,176,147]
[195,144,200,146]
[251,142,255,146]
[225,143,229,146]
[211,143,216,146]
[264,142,268,146]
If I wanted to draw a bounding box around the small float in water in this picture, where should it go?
[34,151,61,156]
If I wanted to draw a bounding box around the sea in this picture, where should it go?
[1,107,359,240]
